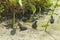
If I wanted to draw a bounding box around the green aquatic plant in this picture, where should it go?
[0,0,54,29]
[42,20,50,31]
[42,0,58,31]
[0,4,4,23]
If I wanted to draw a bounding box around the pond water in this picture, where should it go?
[0,0,60,40]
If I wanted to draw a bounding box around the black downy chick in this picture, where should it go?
[21,16,27,22]
[32,20,38,29]
[50,16,54,24]
[18,22,27,31]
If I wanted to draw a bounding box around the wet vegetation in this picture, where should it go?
[0,0,59,32]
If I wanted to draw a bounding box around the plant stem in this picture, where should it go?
[12,12,16,28]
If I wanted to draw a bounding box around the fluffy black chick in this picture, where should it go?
[18,23,27,31]
[32,20,38,29]
[21,16,27,22]
[50,16,54,24]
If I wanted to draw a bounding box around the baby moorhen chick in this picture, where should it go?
[18,22,27,31]
[32,20,38,29]
[21,16,27,22]
[50,16,54,24]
